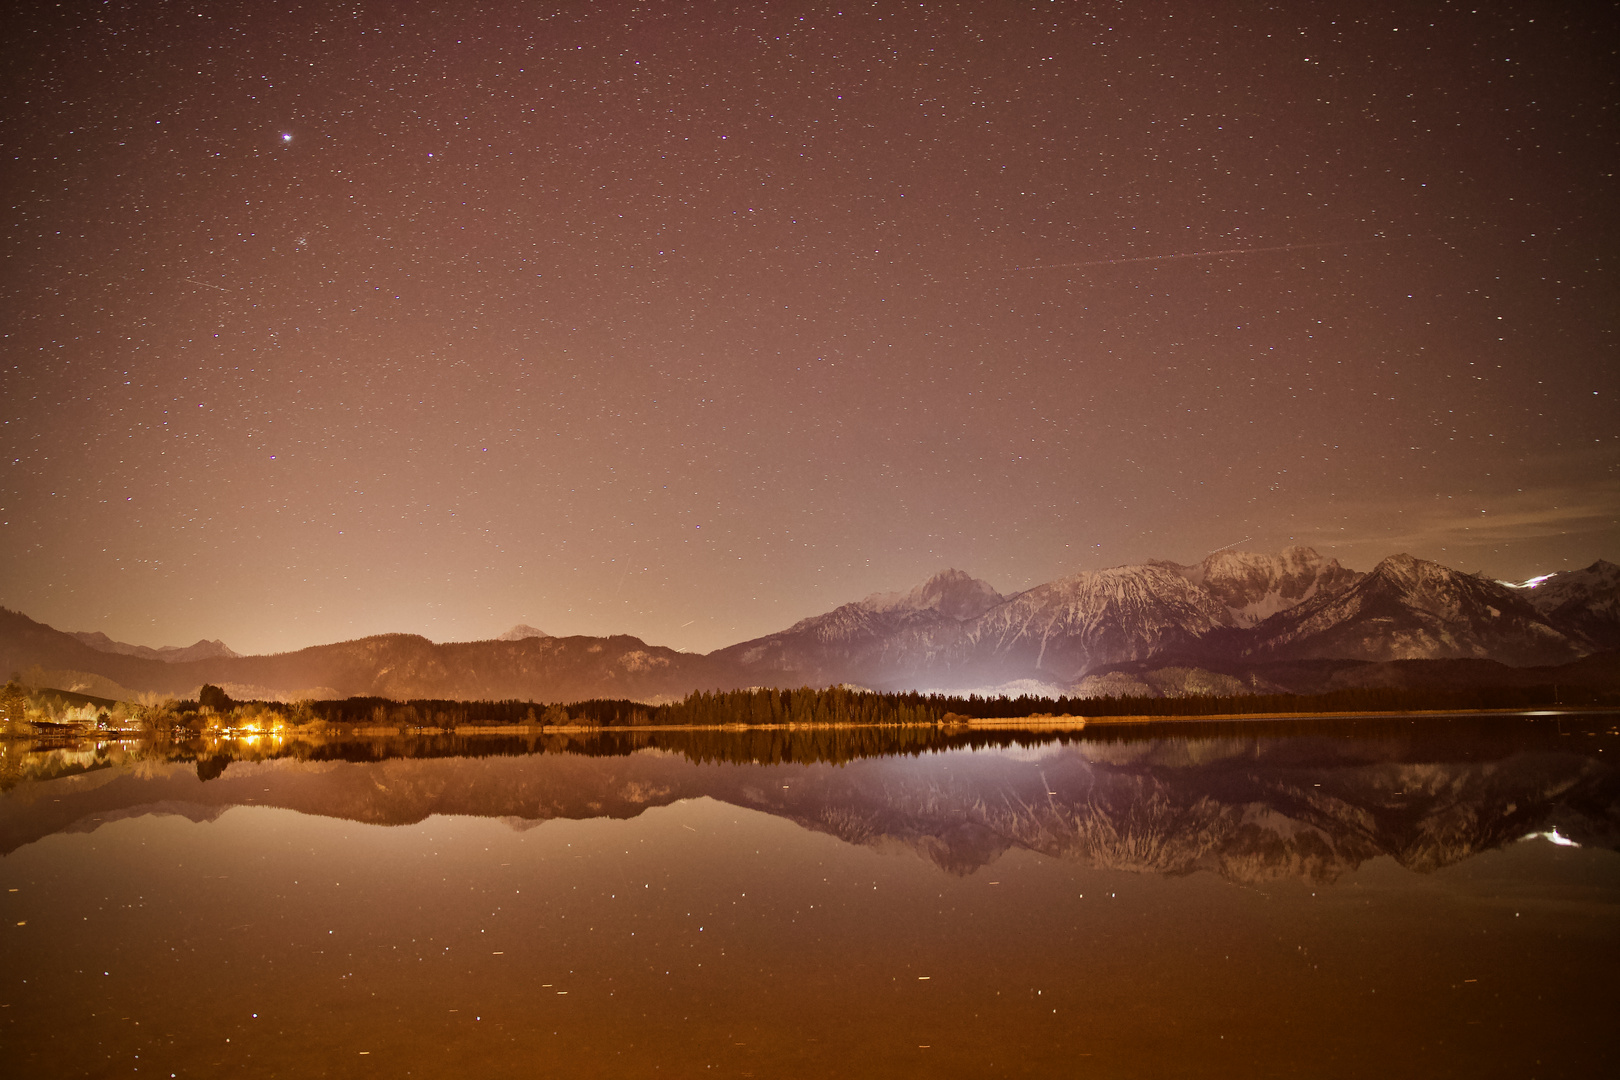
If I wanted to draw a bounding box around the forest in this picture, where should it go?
[4,676,1616,744]
[283,681,1615,729]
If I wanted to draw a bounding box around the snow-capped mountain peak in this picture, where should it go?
[1161,544,1360,627]
[860,569,1005,621]
[1240,552,1584,665]
[1503,559,1620,649]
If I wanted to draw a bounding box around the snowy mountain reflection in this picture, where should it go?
[6,716,1616,883]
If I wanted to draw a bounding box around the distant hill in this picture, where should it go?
[67,631,239,664]
[496,625,551,642]
[2,608,724,703]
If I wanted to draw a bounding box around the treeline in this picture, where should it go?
[555,682,1617,727]
[263,687,951,729]
[571,686,947,727]
[935,682,1616,718]
[18,680,1618,744]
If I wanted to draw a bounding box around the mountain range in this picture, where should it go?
[3,547,1616,703]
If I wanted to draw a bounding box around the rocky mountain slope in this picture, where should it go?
[731,548,1614,696]
[708,569,999,688]
[1234,553,1583,666]
[1162,545,1362,626]
[715,549,1365,692]
[954,563,1236,683]
[1507,559,1620,650]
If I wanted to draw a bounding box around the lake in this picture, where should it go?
[3,715,1616,1077]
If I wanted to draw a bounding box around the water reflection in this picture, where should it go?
[3,716,1617,1078]
[5,715,1617,883]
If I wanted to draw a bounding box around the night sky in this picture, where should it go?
[4,0,1616,656]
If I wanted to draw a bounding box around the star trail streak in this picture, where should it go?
[1011,237,1410,272]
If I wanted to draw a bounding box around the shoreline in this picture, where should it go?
[1043,705,1620,727]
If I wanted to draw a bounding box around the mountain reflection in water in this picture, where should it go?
[5,716,1617,883]
[3,716,1617,1078]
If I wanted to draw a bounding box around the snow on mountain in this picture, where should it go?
[713,569,1002,687]
[1163,545,1361,626]
[1499,560,1620,650]
[961,563,1236,680]
[713,549,1593,690]
[859,569,1006,620]
[1239,553,1584,665]
[784,568,1003,643]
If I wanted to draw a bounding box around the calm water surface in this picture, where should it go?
[2,716,1617,1078]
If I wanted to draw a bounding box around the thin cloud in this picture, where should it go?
[1300,479,1620,556]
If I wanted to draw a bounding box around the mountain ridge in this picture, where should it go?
[5,548,1616,703]
[1231,553,1583,667]
[67,631,240,664]
[1506,559,1620,651]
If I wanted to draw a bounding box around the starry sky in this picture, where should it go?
[3,0,1616,656]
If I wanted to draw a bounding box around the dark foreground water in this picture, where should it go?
[2,715,1617,1078]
